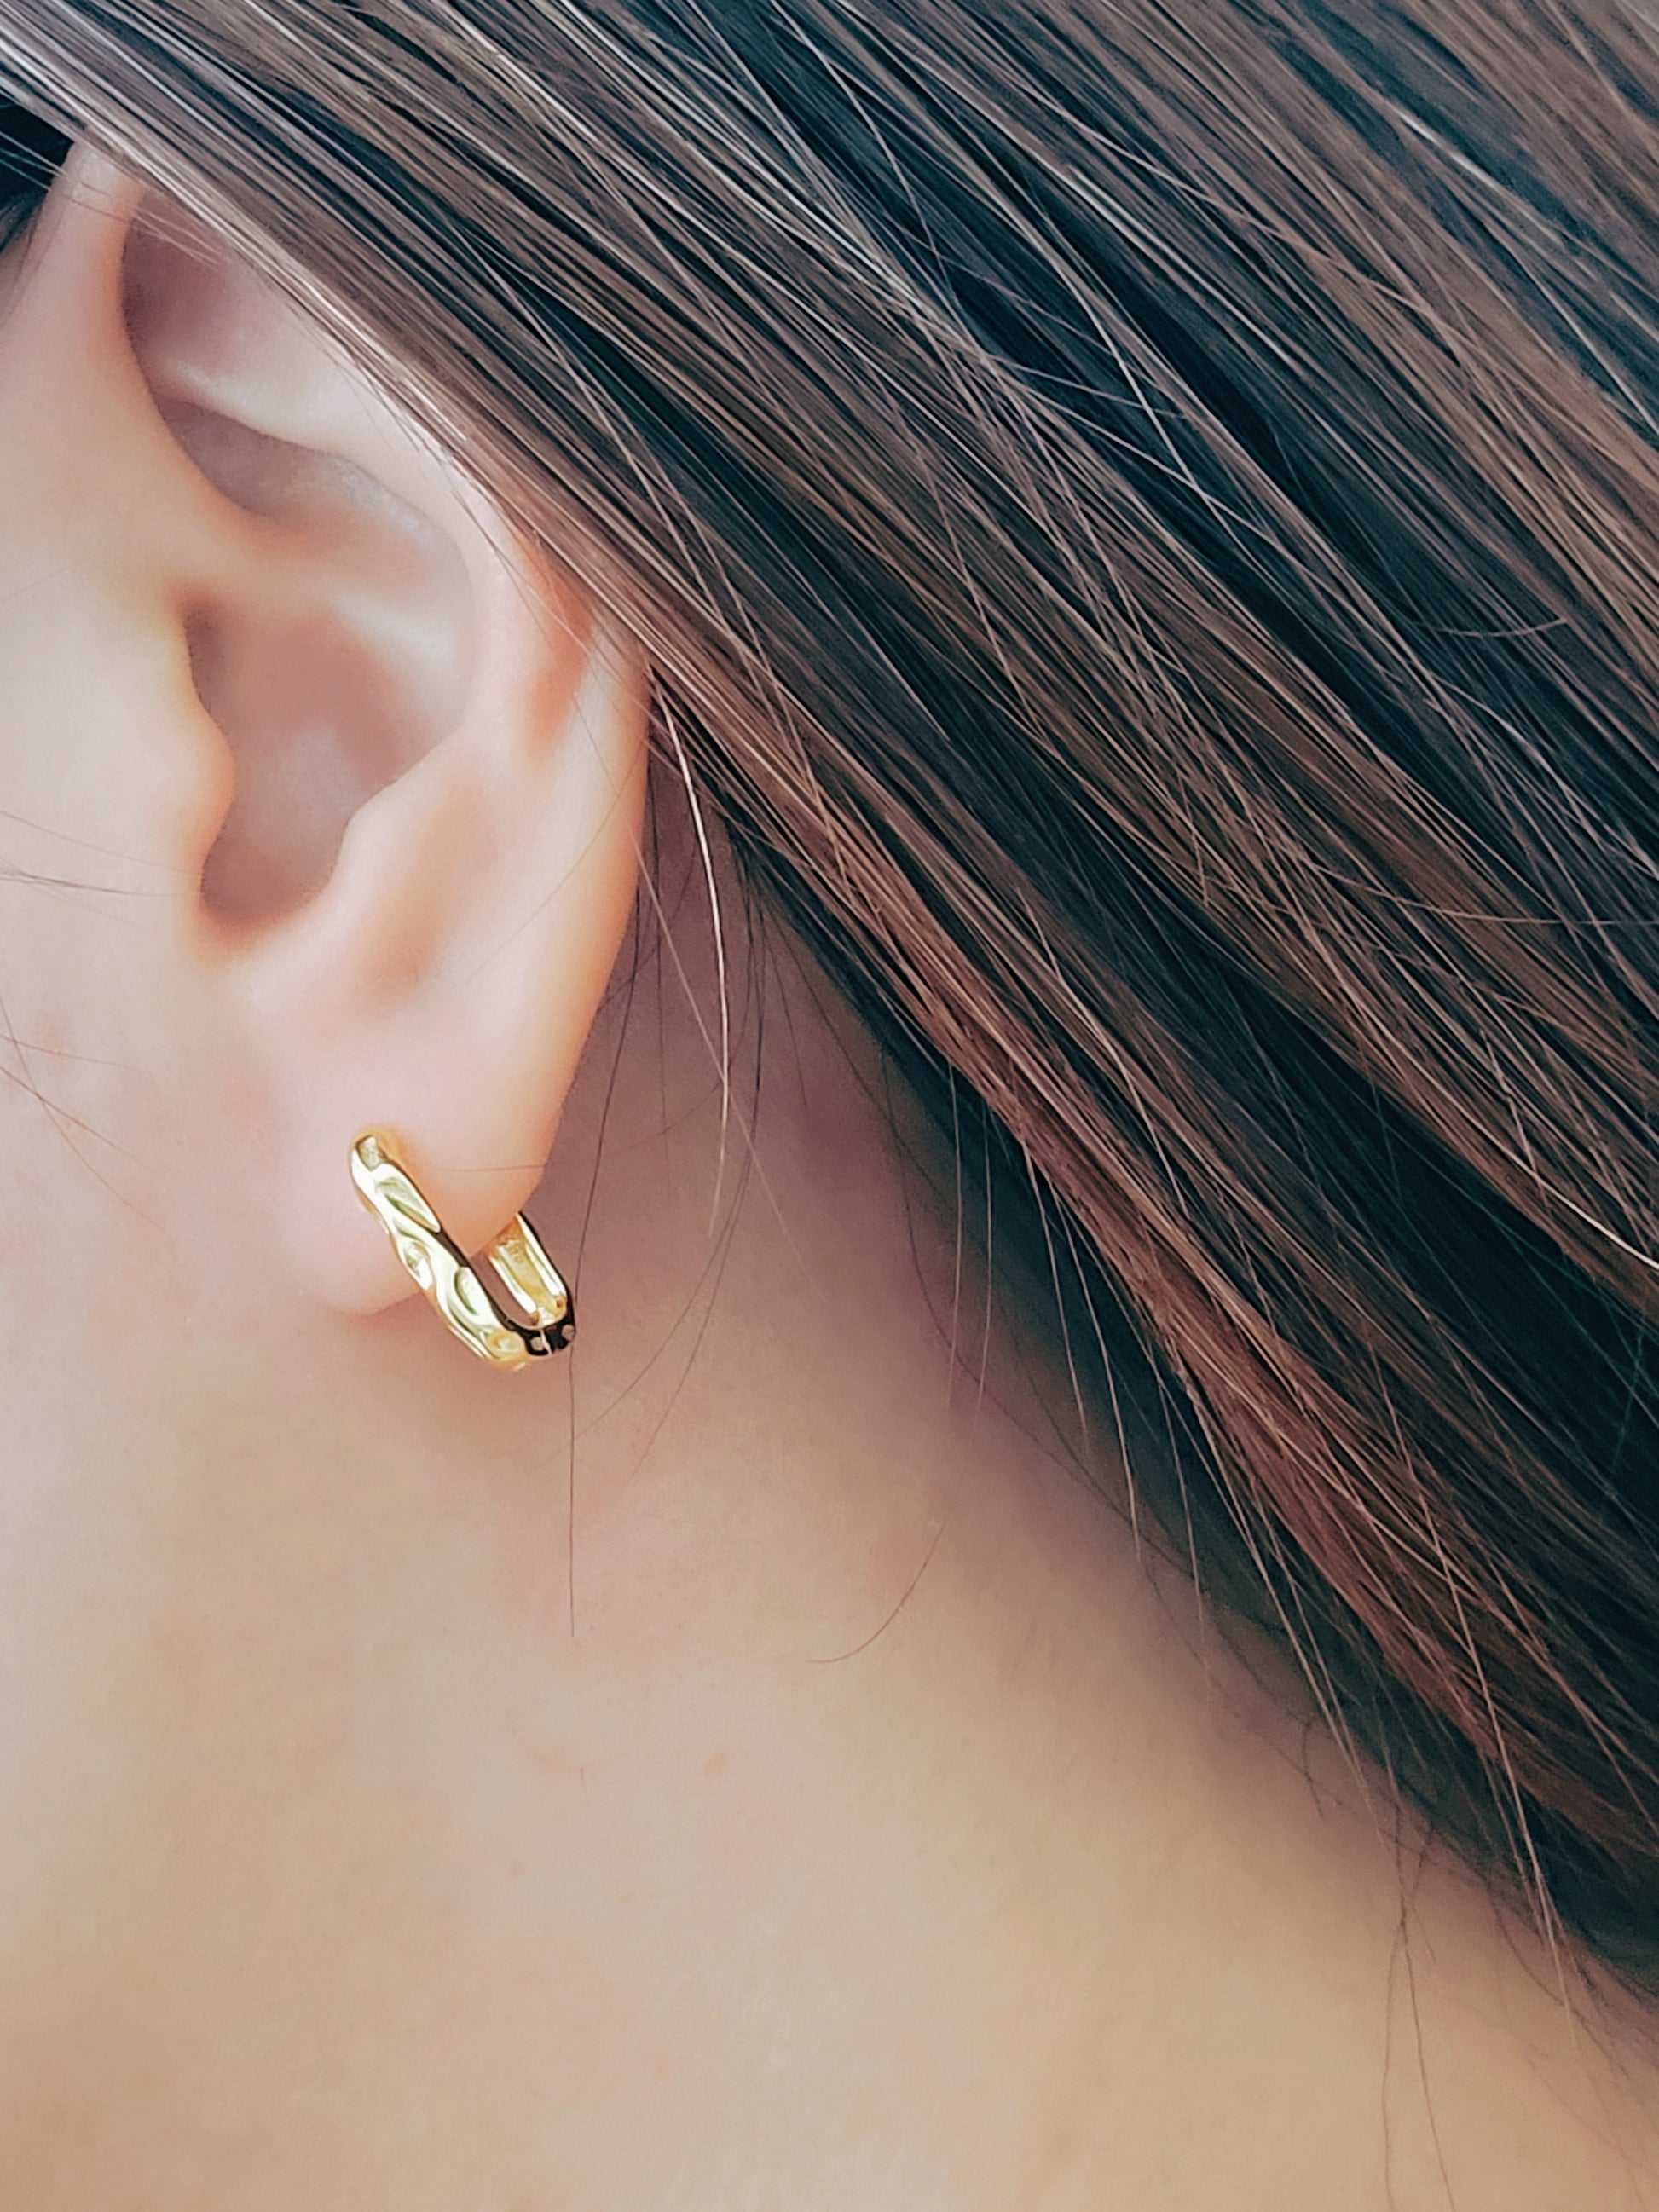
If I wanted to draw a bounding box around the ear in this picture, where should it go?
[0,145,649,1321]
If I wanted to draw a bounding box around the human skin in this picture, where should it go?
[0,144,1653,2210]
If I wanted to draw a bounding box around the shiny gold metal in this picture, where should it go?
[350,1129,574,1370]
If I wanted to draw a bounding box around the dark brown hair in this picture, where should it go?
[4,0,1659,1992]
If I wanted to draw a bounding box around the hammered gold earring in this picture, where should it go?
[349,1129,574,1370]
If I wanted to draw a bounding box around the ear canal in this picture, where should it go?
[122,196,476,925]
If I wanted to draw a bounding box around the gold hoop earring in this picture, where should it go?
[349,1130,574,1370]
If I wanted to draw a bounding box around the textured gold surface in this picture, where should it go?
[350,1130,574,1369]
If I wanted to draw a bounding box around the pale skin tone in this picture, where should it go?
[0,142,1653,2209]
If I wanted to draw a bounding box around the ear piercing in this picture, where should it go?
[349,1129,574,1369]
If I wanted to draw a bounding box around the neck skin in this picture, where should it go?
[0,759,1654,2209]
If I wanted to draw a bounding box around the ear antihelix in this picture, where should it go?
[349,1129,574,1370]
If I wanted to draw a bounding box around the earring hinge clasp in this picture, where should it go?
[349,1129,574,1371]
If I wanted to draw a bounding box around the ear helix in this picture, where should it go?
[349,1131,574,1370]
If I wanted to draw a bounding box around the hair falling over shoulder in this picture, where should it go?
[5,0,1659,1994]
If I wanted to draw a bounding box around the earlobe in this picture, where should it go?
[0,143,651,1336]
